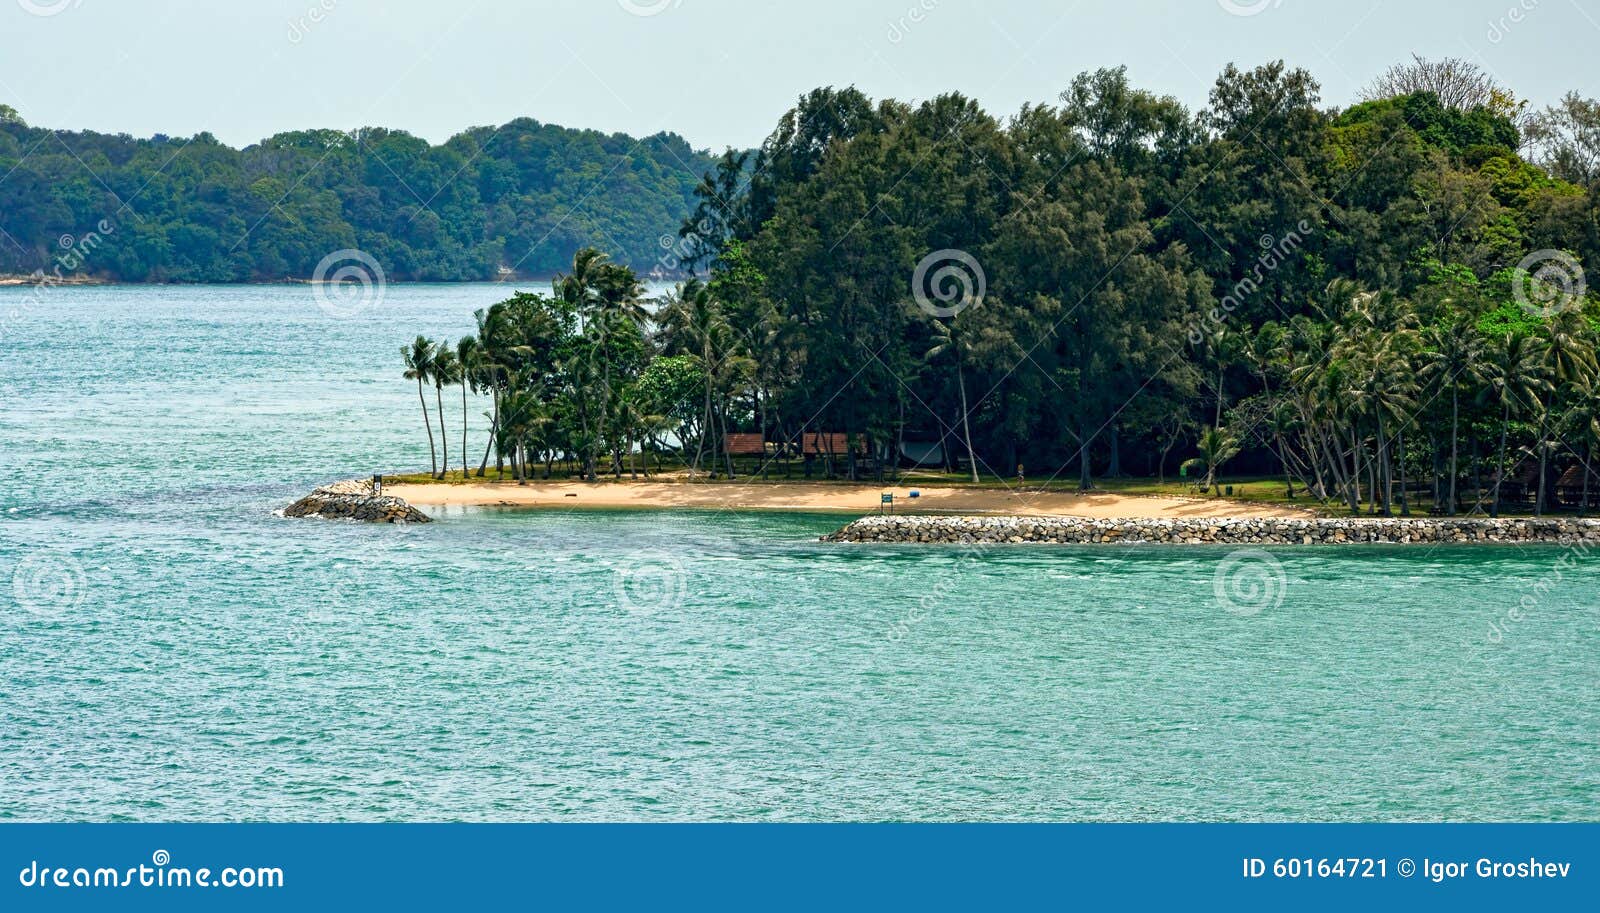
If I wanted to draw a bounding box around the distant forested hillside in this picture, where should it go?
[0,105,719,281]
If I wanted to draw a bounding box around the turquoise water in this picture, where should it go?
[1,285,1597,822]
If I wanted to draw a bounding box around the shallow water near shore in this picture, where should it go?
[2,285,1598,821]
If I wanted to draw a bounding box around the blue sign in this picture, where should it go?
[1,824,1594,911]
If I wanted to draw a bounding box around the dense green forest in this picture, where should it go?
[400,57,1600,516]
[0,105,717,280]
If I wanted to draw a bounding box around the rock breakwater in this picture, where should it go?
[283,479,431,523]
[823,515,1600,545]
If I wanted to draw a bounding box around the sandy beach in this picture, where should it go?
[387,479,1312,518]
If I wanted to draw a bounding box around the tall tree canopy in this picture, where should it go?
[0,114,718,281]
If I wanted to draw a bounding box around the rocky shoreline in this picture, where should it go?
[822,515,1600,545]
[282,479,431,524]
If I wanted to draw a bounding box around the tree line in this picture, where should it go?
[0,106,716,281]
[405,57,1600,515]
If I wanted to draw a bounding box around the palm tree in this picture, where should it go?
[1181,426,1241,494]
[924,316,981,484]
[498,388,549,485]
[1483,331,1550,517]
[593,263,649,330]
[456,335,483,480]
[429,342,457,479]
[402,336,438,477]
[1534,311,1597,514]
[593,267,648,477]
[554,249,649,481]
[636,413,677,478]
[555,247,608,330]
[1336,289,1419,516]
[1563,375,1600,516]
[659,278,728,476]
[1419,318,1487,515]
[1366,337,1420,516]
[471,304,521,477]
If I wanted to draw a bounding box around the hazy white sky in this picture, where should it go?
[1,0,1592,151]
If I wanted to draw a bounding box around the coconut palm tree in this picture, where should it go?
[1335,289,1420,515]
[1563,375,1600,516]
[429,342,457,479]
[555,247,608,331]
[593,267,648,477]
[1483,331,1550,517]
[593,262,649,330]
[659,278,728,475]
[1419,318,1487,514]
[1534,310,1597,514]
[1181,426,1241,494]
[924,316,981,484]
[498,387,549,485]
[402,336,439,477]
[456,335,483,480]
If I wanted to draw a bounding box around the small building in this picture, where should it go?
[722,433,767,456]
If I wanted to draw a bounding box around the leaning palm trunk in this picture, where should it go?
[1080,416,1095,492]
[434,382,449,480]
[1448,388,1460,516]
[417,377,438,477]
[1271,431,1294,498]
[1583,444,1593,517]
[478,393,497,477]
[1492,400,1511,518]
[692,347,714,477]
[1535,403,1550,517]
[461,383,470,479]
[1349,427,1363,512]
[956,357,979,485]
[1376,412,1391,516]
[1471,435,1485,514]
[719,396,736,479]
[1397,425,1410,516]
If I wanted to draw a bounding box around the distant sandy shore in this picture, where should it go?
[388,480,1312,519]
[0,275,106,286]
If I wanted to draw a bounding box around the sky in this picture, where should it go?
[0,0,1594,152]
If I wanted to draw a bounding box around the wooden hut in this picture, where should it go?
[1555,464,1600,510]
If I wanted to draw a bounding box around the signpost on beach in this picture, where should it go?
[880,493,894,515]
